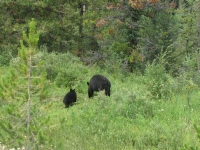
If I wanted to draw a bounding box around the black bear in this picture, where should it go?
[87,74,111,98]
[63,89,77,108]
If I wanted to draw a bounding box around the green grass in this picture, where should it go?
[34,77,200,149]
[0,54,200,149]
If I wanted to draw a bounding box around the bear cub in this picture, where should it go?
[63,89,77,108]
[87,74,111,98]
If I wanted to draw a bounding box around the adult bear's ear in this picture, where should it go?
[87,82,89,86]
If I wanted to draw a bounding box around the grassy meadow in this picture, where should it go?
[0,52,200,150]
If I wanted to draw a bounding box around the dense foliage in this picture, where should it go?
[0,0,200,149]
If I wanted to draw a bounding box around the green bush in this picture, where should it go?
[0,44,17,66]
[104,52,129,75]
[42,52,88,88]
[180,54,200,86]
[144,62,174,100]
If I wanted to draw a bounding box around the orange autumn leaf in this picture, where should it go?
[96,19,108,27]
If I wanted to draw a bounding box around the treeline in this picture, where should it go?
[0,0,200,78]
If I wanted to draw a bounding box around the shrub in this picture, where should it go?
[180,54,200,86]
[42,52,88,88]
[0,44,17,66]
[144,61,174,100]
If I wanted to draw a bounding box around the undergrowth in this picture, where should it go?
[0,52,200,149]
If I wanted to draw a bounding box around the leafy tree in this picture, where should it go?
[0,0,200,77]
[0,1,80,59]
[79,0,179,73]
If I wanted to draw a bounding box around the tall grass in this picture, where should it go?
[39,81,199,149]
[0,52,200,149]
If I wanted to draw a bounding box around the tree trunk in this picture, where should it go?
[27,54,32,147]
[78,3,86,55]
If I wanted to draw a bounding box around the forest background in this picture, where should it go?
[0,0,200,149]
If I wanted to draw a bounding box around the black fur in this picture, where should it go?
[63,89,77,108]
[87,75,111,98]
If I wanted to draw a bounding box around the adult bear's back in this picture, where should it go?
[87,74,111,98]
